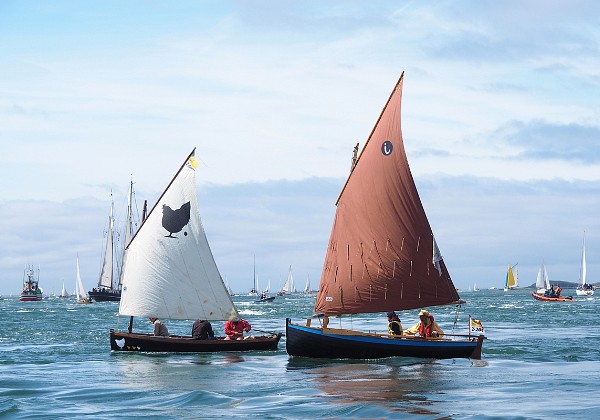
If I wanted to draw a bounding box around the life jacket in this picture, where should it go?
[418,315,435,337]
[388,318,403,335]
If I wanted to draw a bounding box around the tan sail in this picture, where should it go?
[314,73,460,315]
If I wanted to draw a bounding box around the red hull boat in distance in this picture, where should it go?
[531,292,573,302]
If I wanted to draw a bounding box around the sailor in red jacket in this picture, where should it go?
[224,317,252,340]
[404,309,444,338]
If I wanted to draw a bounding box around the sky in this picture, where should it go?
[1,0,599,296]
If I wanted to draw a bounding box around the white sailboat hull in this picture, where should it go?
[575,288,594,296]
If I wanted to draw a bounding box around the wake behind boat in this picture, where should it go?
[109,149,281,353]
[285,73,484,360]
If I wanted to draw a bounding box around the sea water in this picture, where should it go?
[1,289,599,419]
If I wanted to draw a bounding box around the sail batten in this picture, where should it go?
[314,74,459,315]
[118,150,238,321]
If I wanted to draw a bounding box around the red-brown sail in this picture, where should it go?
[314,73,460,315]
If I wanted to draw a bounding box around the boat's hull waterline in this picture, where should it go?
[285,319,483,360]
[110,330,282,353]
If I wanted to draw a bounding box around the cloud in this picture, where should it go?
[495,120,600,163]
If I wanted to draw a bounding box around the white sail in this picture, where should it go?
[282,265,294,293]
[118,150,238,321]
[98,197,115,289]
[535,263,550,292]
[59,282,68,298]
[304,276,310,294]
[576,232,593,296]
[76,256,89,300]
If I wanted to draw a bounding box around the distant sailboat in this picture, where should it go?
[255,278,275,302]
[504,263,518,291]
[473,283,480,292]
[277,266,294,296]
[249,255,259,296]
[535,263,550,294]
[576,232,594,296]
[59,282,69,298]
[75,256,92,304]
[89,192,119,301]
[89,180,138,302]
[304,276,312,295]
[224,277,234,296]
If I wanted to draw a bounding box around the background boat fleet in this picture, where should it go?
[465,233,595,297]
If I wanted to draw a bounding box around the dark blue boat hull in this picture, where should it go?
[285,318,483,360]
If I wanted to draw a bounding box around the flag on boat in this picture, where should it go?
[187,151,198,169]
[469,318,485,334]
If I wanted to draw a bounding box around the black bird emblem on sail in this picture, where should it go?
[162,202,191,238]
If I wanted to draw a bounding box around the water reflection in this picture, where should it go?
[113,352,248,392]
[287,359,443,416]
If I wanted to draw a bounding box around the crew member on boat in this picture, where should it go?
[149,317,169,337]
[192,319,215,340]
[404,310,444,338]
[224,317,251,340]
[386,312,403,336]
[545,286,556,298]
